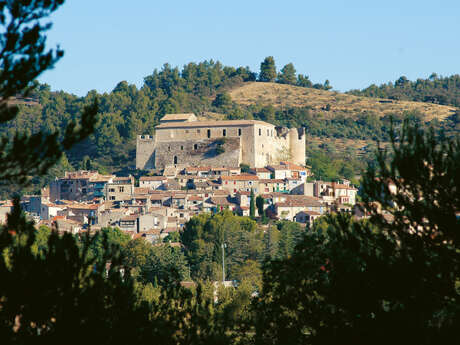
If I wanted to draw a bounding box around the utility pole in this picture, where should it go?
[221,242,227,283]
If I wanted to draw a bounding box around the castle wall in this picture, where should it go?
[135,117,306,170]
[289,128,306,166]
[252,124,290,167]
[136,135,156,170]
[154,137,241,169]
[155,124,254,142]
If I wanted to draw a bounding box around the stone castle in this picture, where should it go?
[136,113,306,170]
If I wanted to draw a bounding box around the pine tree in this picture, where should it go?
[249,189,256,218]
[277,63,296,85]
[259,56,277,82]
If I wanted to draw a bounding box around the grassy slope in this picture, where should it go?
[229,82,457,121]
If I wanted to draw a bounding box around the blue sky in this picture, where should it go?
[39,0,460,96]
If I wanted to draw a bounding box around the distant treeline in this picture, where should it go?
[348,74,460,107]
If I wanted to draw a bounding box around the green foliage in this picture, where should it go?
[277,63,296,85]
[259,56,277,82]
[215,138,226,155]
[213,92,232,108]
[362,120,460,246]
[240,163,250,173]
[275,221,304,259]
[249,189,256,218]
[256,195,264,219]
[0,1,98,187]
[348,73,460,107]
[307,146,364,182]
[0,200,152,344]
[88,226,131,260]
[255,123,460,345]
[181,211,263,281]
[163,231,180,243]
[123,238,188,285]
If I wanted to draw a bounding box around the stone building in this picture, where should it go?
[136,113,306,170]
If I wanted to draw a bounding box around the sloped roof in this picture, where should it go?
[221,174,259,181]
[140,176,167,181]
[156,119,272,129]
[160,113,196,121]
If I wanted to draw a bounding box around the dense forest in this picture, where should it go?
[348,74,460,107]
[2,59,459,196]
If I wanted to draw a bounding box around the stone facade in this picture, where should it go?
[136,114,306,170]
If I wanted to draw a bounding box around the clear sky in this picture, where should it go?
[39,0,460,96]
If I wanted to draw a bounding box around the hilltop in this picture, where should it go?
[229,82,457,121]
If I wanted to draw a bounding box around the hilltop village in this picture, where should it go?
[0,114,358,238]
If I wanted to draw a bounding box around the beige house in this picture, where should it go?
[275,197,324,222]
[220,174,259,194]
[139,176,167,189]
[105,176,134,201]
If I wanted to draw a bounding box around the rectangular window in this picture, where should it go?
[267,129,270,136]
[238,128,242,136]
[259,128,262,136]
[223,129,226,137]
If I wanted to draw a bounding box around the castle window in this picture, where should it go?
[267,129,270,136]
[259,128,262,136]
[238,128,242,136]
[168,146,171,151]
[223,129,226,137]
[174,156,178,164]
[194,144,198,150]
[180,146,184,150]
[207,129,211,138]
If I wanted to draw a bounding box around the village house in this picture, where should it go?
[274,196,324,222]
[220,174,259,194]
[49,170,114,202]
[139,176,167,189]
[250,167,271,179]
[267,165,292,179]
[105,176,135,201]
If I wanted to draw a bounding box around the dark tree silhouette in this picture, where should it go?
[255,122,460,345]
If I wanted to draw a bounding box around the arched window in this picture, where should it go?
[223,129,226,137]
[238,128,242,136]
[194,144,198,150]
[173,156,178,164]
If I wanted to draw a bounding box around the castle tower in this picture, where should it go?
[289,128,306,166]
[136,135,155,170]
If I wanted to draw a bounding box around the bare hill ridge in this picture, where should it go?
[229,82,457,121]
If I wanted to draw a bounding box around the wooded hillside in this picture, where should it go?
[2,59,459,196]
